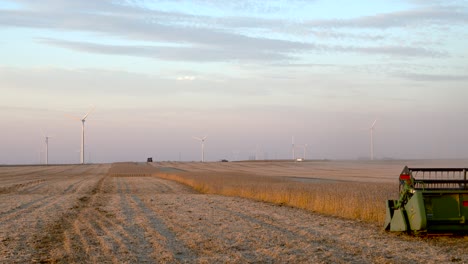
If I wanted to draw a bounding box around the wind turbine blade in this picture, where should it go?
[65,114,81,121]
[82,106,95,120]
[371,119,378,129]
[202,136,207,140]
[193,136,202,141]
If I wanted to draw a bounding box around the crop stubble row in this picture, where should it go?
[0,165,107,262]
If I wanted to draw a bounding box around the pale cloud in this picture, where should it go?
[306,6,467,29]
[38,37,446,61]
[310,30,385,41]
[177,76,196,81]
[335,45,447,58]
[406,0,465,6]
[395,72,468,82]
[36,38,295,62]
[0,0,456,62]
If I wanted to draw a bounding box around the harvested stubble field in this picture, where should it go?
[1,161,467,263]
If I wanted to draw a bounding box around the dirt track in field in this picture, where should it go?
[1,162,468,263]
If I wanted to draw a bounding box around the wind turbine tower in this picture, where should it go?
[41,130,53,165]
[302,144,308,160]
[370,119,378,161]
[193,136,207,162]
[67,106,94,164]
[45,136,50,165]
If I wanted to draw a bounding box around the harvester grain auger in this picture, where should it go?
[384,166,468,234]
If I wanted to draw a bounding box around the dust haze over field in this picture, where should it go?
[1,161,468,263]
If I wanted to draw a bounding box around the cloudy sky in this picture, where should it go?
[1,0,467,164]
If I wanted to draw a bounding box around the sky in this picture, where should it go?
[0,0,467,164]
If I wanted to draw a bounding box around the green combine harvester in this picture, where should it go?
[385,166,468,234]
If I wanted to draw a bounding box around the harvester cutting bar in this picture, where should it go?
[409,168,467,190]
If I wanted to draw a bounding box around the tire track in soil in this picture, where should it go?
[74,212,121,264]
[86,211,133,261]
[54,166,115,263]
[0,166,54,179]
[0,194,74,230]
[208,203,380,263]
[19,181,51,194]
[44,166,105,194]
[0,165,194,263]
[61,177,89,194]
[1,177,105,262]
[206,198,451,263]
[0,196,52,222]
[116,177,158,263]
[30,173,108,263]
[0,165,90,194]
[82,175,152,262]
[130,194,195,262]
[148,194,319,262]
[64,214,98,263]
[209,205,336,261]
[114,176,197,263]
[0,174,99,225]
[82,176,165,263]
[0,179,46,194]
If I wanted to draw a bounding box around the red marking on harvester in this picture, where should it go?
[463,201,468,207]
[400,174,411,180]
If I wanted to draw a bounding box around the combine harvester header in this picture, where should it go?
[385,166,468,234]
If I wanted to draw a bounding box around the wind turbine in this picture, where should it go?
[369,119,378,161]
[44,135,52,165]
[41,130,53,165]
[193,136,207,162]
[66,106,95,164]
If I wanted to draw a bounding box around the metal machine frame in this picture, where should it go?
[385,166,468,234]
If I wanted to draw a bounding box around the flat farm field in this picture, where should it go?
[1,161,467,263]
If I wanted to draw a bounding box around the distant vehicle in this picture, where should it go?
[221,159,229,162]
[147,157,153,162]
[296,158,303,162]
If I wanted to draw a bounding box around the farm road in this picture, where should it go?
[1,163,467,263]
